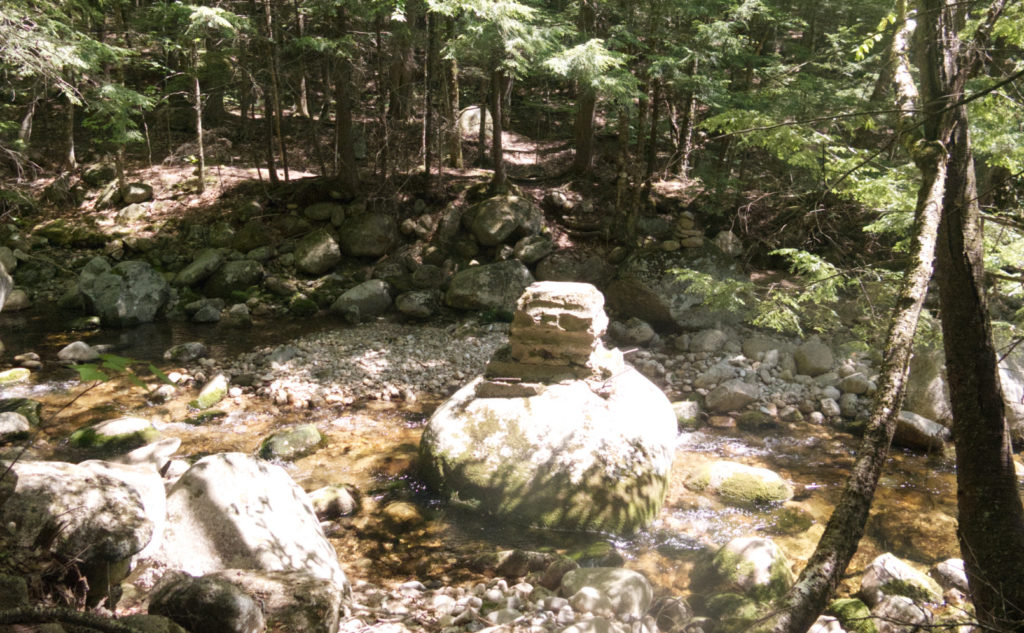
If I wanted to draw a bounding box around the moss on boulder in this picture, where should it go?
[420,369,676,535]
[69,416,161,454]
[258,424,325,461]
[826,598,877,633]
[0,368,30,385]
[687,460,793,507]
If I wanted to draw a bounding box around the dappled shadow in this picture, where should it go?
[156,453,347,590]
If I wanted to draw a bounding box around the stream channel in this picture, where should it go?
[0,307,961,602]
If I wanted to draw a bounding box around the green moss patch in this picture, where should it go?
[826,598,878,633]
[69,424,160,453]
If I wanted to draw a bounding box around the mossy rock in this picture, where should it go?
[0,368,31,385]
[737,409,777,431]
[765,504,816,535]
[671,399,701,430]
[66,316,102,331]
[0,398,42,426]
[826,598,877,633]
[420,370,677,535]
[688,461,793,508]
[184,410,227,426]
[879,578,941,604]
[33,219,77,246]
[288,295,319,317]
[258,424,325,461]
[566,540,625,567]
[706,593,764,633]
[69,416,161,454]
[711,536,794,603]
[190,374,228,410]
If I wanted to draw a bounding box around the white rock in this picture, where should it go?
[58,341,100,362]
[560,568,652,619]
[872,595,932,633]
[859,553,942,607]
[150,452,348,592]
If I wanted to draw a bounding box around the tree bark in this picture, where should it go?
[192,44,206,194]
[644,77,662,188]
[388,12,416,123]
[65,91,77,170]
[571,0,597,176]
[263,0,288,181]
[676,59,698,178]
[478,76,489,167]
[18,89,37,146]
[572,89,597,176]
[263,94,279,185]
[766,7,944,631]
[919,1,1024,629]
[446,17,466,169]
[489,69,507,193]
[442,17,462,168]
[424,10,438,180]
[294,0,311,118]
[333,7,359,194]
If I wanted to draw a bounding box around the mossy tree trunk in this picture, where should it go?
[921,1,1024,628]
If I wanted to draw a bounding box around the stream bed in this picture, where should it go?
[0,308,961,602]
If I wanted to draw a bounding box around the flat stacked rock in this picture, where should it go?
[479,282,624,396]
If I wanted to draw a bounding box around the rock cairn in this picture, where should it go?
[479,281,624,397]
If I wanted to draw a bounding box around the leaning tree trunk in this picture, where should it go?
[768,142,946,633]
[766,7,945,631]
[920,1,1024,628]
[938,98,1024,633]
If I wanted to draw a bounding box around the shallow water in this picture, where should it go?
[0,311,962,599]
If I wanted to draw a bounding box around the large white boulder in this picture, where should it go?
[149,453,348,592]
[0,460,154,601]
[419,368,677,535]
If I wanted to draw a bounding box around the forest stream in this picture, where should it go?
[0,305,961,606]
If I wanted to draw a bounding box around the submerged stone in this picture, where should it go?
[0,368,31,384]
[258,424,324,461]
[687,460,794,507]
[191,374,228,410]
[69,416,161,454]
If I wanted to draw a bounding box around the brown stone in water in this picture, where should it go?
[708,415,737,429]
